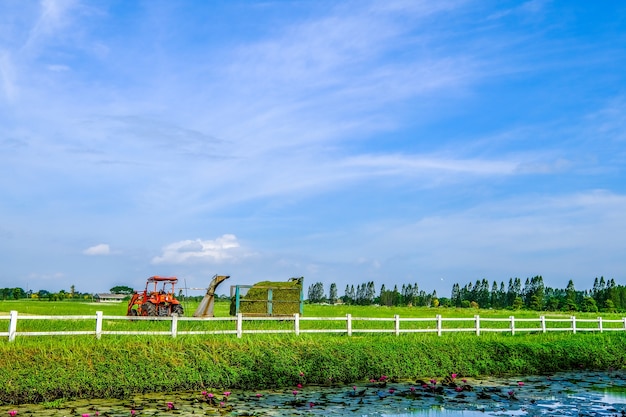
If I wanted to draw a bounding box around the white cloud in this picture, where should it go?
[83,243,110,255]
[152,234,242,264]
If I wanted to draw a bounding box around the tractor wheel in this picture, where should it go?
[172,304,184,316]
[142,302,157,316]
[129,309,138,316]
[158,305,170,317]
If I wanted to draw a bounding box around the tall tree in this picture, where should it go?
[329,283,338,304]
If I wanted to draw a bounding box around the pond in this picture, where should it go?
[2,370,626,416]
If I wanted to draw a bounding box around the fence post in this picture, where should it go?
[237,313,243,338]
[171,314,178,338]
[95,311,103,340]
[8,310,17,342]
[598,316,603,333]
[347,314,352,337]
[510,315,515,336]
[436,314,442,336]
[294,313,300,336]
[540,315,546,333]
[394,314,400,336]
[571,316,576,334]
[475,314,480,336]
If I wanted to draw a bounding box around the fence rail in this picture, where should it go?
[1,310,626,341]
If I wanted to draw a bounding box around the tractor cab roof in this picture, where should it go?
[147,276,178,283]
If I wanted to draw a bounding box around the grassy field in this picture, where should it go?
[1,299,624,335]
[1,300,625,405]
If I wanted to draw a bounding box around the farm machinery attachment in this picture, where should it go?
[193,274,230,317]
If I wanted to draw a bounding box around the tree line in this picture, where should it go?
[451,276,626,312]
[0,285,94,301]
[308,276,626,312]
[308,281,437,307]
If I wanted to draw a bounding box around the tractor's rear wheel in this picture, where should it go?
[142,302,157,316]
[158,305,170,317]
[172,304,184,316]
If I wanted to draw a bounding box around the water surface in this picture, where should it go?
[2,370,626,416]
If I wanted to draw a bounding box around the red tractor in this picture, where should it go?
[127,276,184,317]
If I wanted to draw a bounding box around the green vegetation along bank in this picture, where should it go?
[1,332,625,405]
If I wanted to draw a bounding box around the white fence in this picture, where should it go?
[1,311,626,342]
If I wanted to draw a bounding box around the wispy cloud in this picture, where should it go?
[23,0,78,52]
[0,52,17,101]
[83,243,110,256]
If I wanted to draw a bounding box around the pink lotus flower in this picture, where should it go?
[451,373,457,379]
[256,393,262,398]
[410,386,416,392]
[223,391,231,397]
[309,402,315,408]
[201,391,207,396]
[462,379,467,383]
[82,414,90,417]
[207,393,214,398]
[508,390,514,396]
[388,388,395,394]
[369,379,376,383]
[352,385,357,391]
[167,402,174,409]
[297,383,302,388]
[219,402,224,408]
[518,381,524,387]
[130,410,136,416]
[299,371,305,377]
[8,412,17,417]
[292,390,299,396]
[455,386,463,392]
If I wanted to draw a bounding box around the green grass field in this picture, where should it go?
[1,299,624,336]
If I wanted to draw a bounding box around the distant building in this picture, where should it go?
[95,293,127,303]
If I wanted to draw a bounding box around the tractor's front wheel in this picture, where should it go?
[172,304,184,316]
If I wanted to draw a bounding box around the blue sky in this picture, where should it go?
[1,0,625,297]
